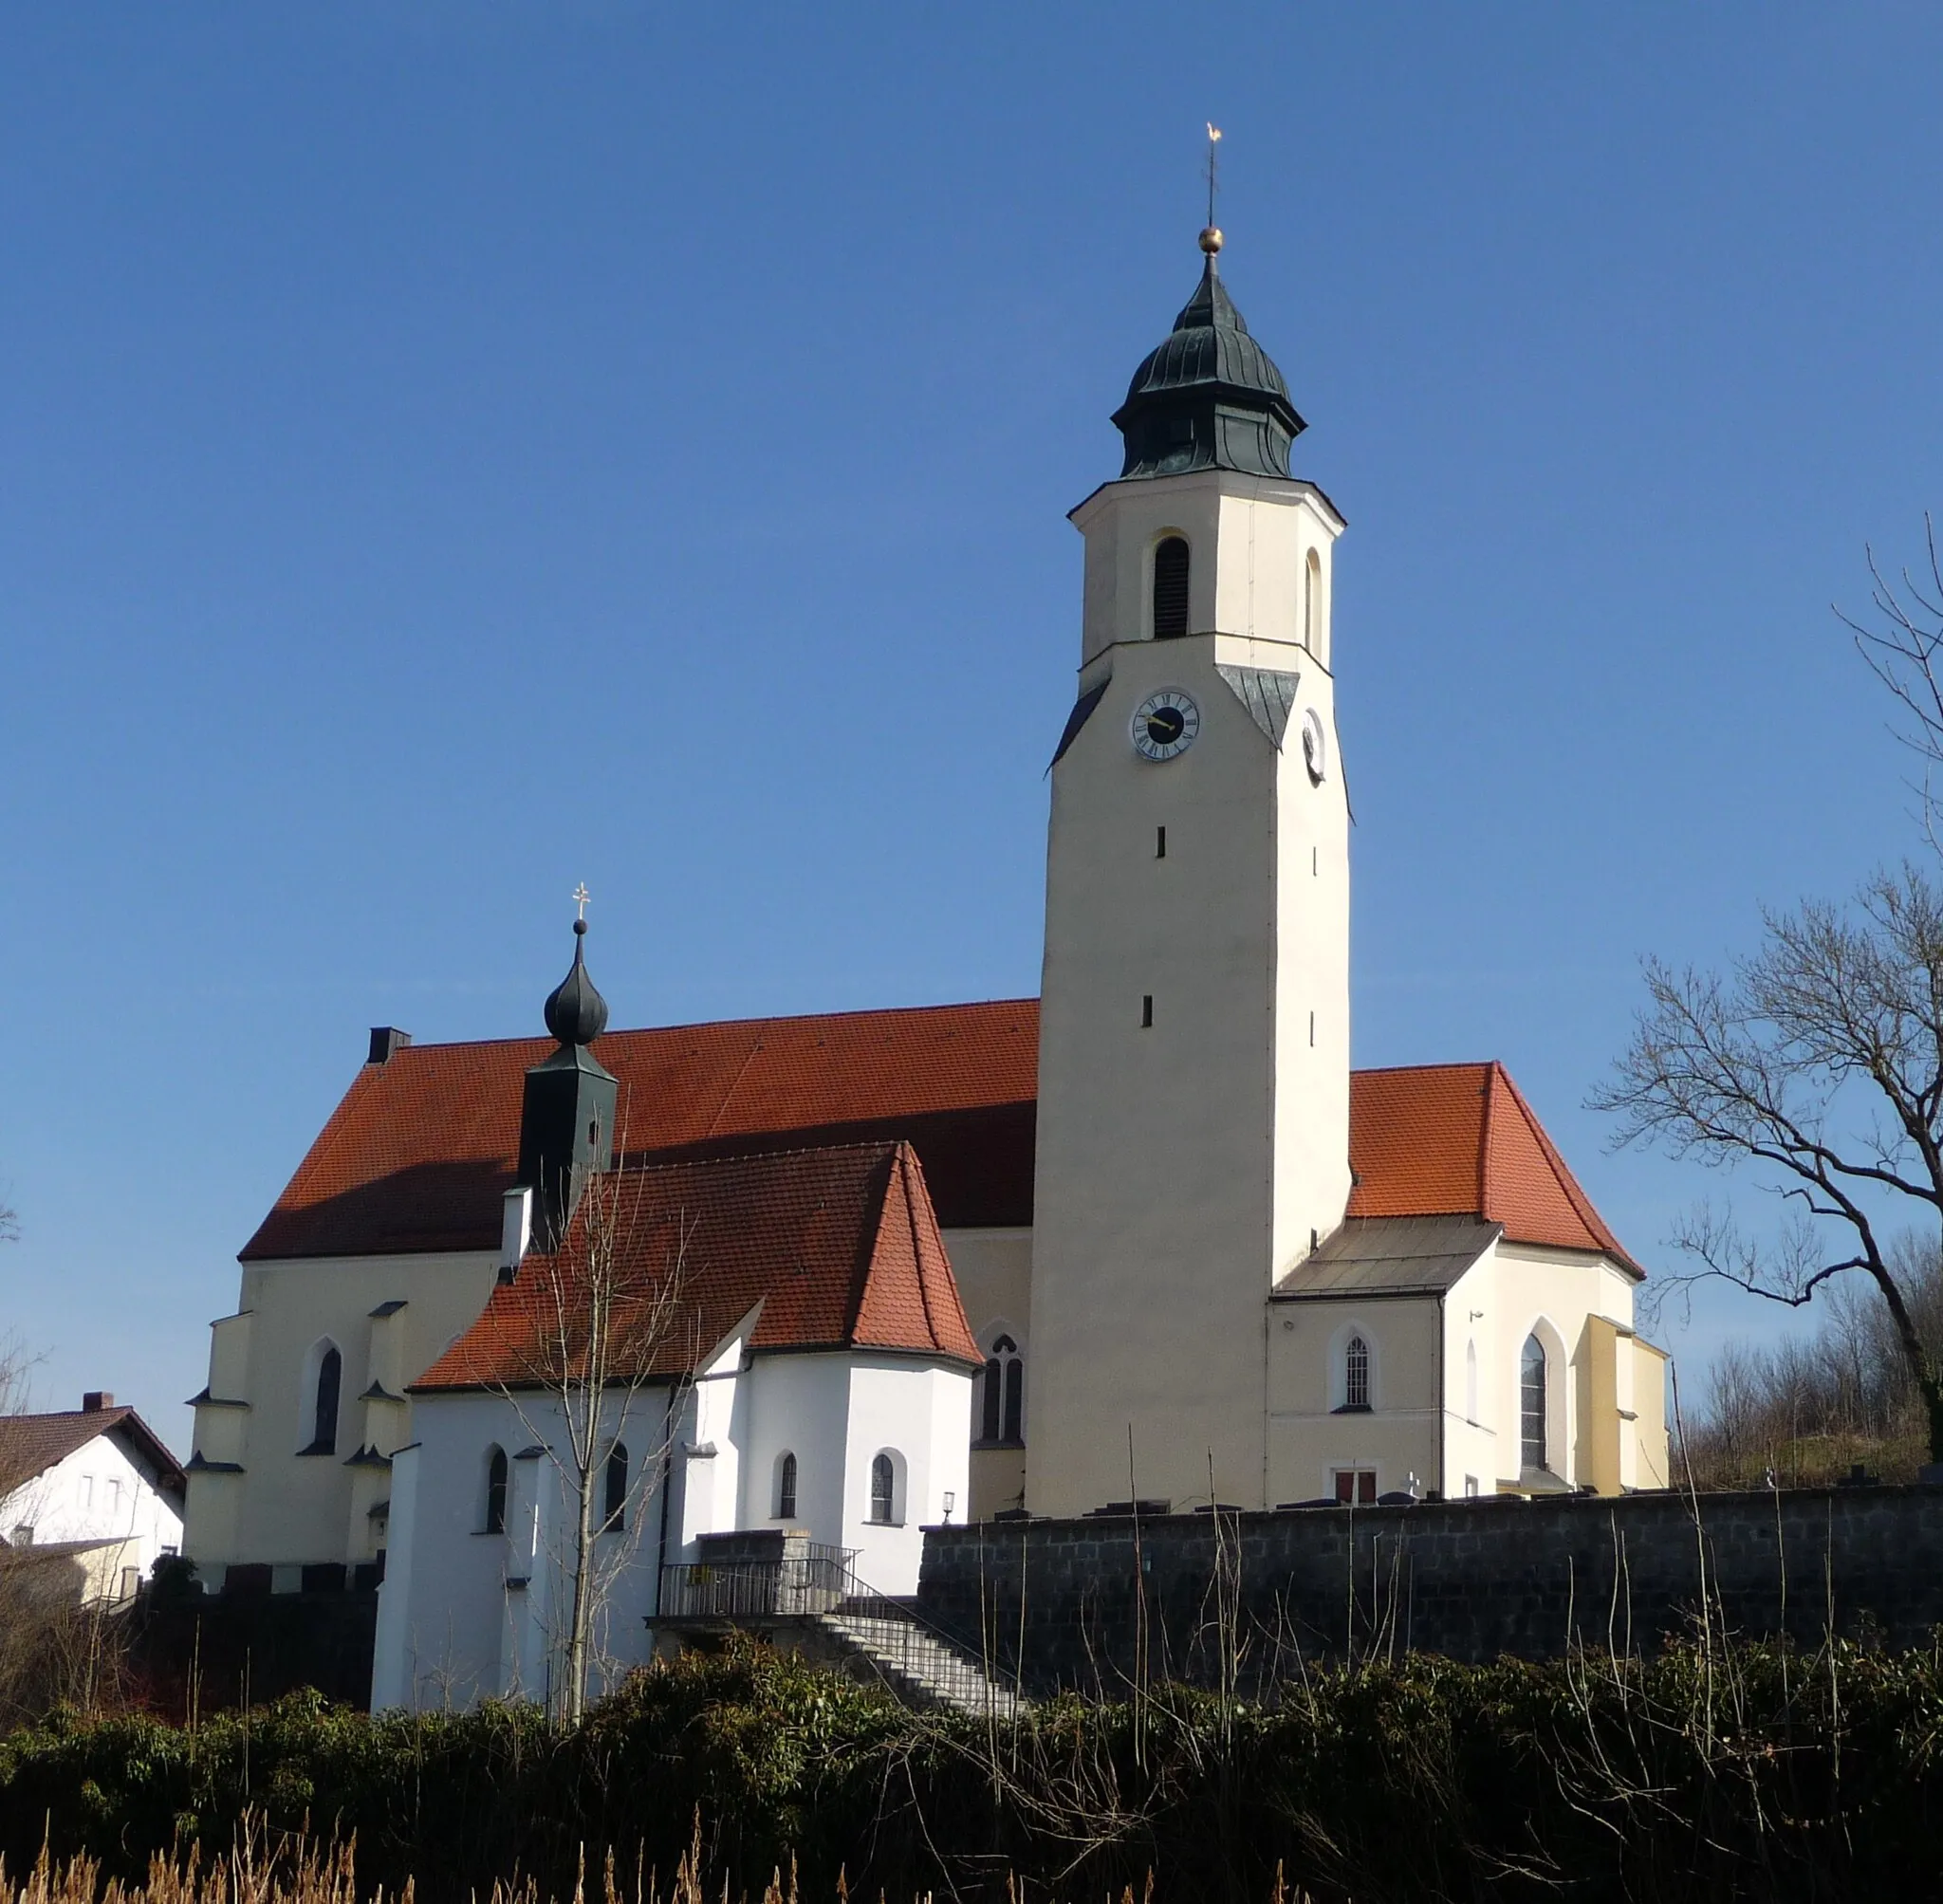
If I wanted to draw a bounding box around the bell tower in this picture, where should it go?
[1026,225,1352,1516]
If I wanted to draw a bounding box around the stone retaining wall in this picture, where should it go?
[916,1486,1943,1694]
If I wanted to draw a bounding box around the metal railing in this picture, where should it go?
[657,1543,856,1619]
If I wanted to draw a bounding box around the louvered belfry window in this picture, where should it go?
[1153,537,1191,639]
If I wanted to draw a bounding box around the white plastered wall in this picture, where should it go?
[841,1358,972,1590]
[185,1249,501,1576]
[1031,467,1351,1516]
[1266,1296,1442,1503]
[0,1429,183,1599]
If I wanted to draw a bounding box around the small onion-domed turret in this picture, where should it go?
[544,917,610,1047]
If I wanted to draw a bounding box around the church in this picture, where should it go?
[180,217,1668,1707]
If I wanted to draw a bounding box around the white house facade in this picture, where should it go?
[0,1395,187,1603]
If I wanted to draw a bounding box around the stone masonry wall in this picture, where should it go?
[916,1487,1943,1695]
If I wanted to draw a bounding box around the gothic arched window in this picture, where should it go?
[602,1443,629,1533]
[1521,1335,1548,1473]
[776,1451,798,1520]
[1153,537,1191,639]
[484,1446,509,1534]
[1343,1334,1371,1412]
[1304,546,1323,656]
[302,1341,342,1454]
[870,1451,897,1525]
[980,1334,1026,1446]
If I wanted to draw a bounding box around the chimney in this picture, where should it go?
[82,1391,113,1413]
[368,1027,413,1064]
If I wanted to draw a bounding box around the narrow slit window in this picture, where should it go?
[602,1443,629,1532]
[484,1447,509,1534]
[1157,825,1167,859]
[1152,538,1190,639]
[777,1451,798,1520]
[1141,995,1154,1028]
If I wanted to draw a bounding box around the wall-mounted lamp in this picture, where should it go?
[942,1491,956,1523]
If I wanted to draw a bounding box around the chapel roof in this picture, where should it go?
[1345,1061,1640,1276]
[241,1005,1638,1277]
[412,1138,980,1391]
[0,1406,187,1507]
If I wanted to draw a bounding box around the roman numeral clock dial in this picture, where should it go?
[1131,689,1200,761]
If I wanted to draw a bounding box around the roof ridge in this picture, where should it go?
[371,996,1042,1058]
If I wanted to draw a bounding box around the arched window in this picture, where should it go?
[980,1334,1025,1445]
[1303,547,1323,656]
[484,1446,509,1534]
[1343,1334,1370,1412]
[602,1443,629,1533]
[776,1451,798,1520]
[1465,1340,1479,1423]
[301,1341,342,1454]
[870,1451,897,1525]
[1152,537,1190,639]
[1521,1335,1548,1473]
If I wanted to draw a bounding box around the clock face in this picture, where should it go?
[1132,689,1200,762]
[1301,709,1327,783]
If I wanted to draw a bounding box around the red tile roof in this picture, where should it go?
[244,1000,1039,1260]
[243,1001,1638,1277]
[413,1140,979,1391]
[0,1408,187,1506]
[1347,1062,1639,1275]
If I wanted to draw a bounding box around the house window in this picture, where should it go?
[302,1343,342,1455]
[1464,1475,1480,1499]
[1333,1470,1377,1506]
[484,1446,509,1534]
[1465,1339,1479,1423]
[119,1567,140,1602]
[1152,537,1190,639]
[1521,1335,1548,1473]
[1303,546,1322,656]
[1343,1334,1370,1412]
[776,1451,798,1521]
[10,1525,32,1547]
[980,1335,1025,1446]
[870,1451,898,1525]
[602,1443,629,1533]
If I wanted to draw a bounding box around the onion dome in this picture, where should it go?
[1111,229,1305,482]
[544,918,610,1047]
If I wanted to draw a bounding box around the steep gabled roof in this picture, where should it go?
[1346,1062,1638,1275]
[412,1139,980,1393]
[243,1000,1038,1261]
[0,1408,188,1507]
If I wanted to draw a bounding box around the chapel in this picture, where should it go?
[182,221,1668,1699]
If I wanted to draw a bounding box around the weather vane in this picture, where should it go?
[573,881,591,923]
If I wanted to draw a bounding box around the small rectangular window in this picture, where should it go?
[1141,995,1154,1028]
[1309,1010,1315,1046]
[1333,1470,1377,1506]
[1312,846,1318,877]
[1464,1475,1480,1499]
[1157,825,1167,859]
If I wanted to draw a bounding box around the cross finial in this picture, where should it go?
[572,881,591,923]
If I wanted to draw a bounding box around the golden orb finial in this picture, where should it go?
[1199,225,1224,255]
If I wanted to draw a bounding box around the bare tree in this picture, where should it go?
[1843,514,1943,846]
[491,1162,694,1724]
[1597,861,1943,1462]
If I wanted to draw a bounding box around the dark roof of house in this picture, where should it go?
[413,1138,980,1393]
[0,1408,187,1505]
[242,1003,1639,1278]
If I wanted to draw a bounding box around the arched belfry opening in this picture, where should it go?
[1152,537,1191,639]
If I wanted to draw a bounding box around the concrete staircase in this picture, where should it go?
[818,1600,1025,1719]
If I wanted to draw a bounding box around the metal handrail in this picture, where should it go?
[657,1543,856,1618]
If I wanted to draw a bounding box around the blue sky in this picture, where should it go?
[4,4,1942,1449]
